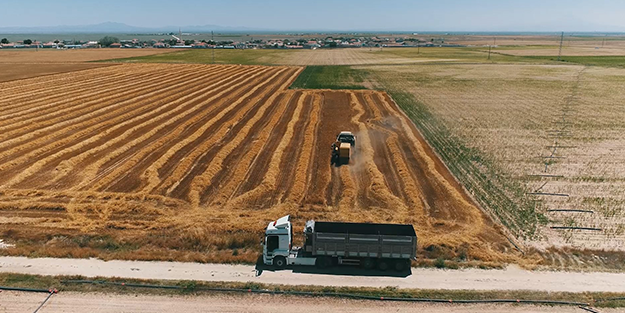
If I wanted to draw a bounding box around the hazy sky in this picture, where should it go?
[2,0,625,31]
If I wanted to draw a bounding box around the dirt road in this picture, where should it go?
[2,291,618,313]
[1,256,624,293]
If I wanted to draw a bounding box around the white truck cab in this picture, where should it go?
[262,215,292,268]
[262,215,317,268]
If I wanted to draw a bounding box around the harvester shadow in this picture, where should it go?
[254,257,411,278]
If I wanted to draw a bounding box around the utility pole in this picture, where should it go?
[557,32,564,61]
[417,42,420,54]
[211,31,215,64]
[488,45,491,60]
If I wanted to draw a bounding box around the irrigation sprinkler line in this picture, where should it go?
[534,181,548,193]
[33,291,56,313]
[551,226,602,231]
[60,279,591,307]
[0,286,59,313]
[547,209,593,214]
[526,192,569,197]
[578,306,602,313]
[527,174,564,178]
[0,286,55,293]
[596,297,625,302]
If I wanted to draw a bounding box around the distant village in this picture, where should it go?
[0,33,464,49]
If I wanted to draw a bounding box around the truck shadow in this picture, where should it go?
[254,257,411,278]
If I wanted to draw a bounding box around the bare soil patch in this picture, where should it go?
[0,48,173,63]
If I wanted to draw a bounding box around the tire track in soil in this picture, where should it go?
[1,65,234,188]
[189,68,303,207]
[365,92,426,224]
[46,66,263,192]
[154,68,292,202]
[0,65,227,176]
[232,91,303,200]
[206,91,298,207]
[303,91,352,207]
[353,92,403,209]
[347,91,411,222]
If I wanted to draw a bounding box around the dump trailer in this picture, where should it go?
[332,141,351,164]
[263,215,417,271]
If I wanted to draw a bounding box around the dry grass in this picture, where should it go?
[498,46,625,57]
[0,64,515,265]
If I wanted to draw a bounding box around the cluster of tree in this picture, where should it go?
[99,36,120,47]
[0,38,39,45]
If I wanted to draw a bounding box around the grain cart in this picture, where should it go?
[331,131,356,165]
[262,215,417,271]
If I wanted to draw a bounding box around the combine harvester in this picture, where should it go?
[331,131,356,165]
[262,215,417,271]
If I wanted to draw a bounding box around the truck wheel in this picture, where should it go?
[273,256,286,269]
[316,257,332,269]
[377,260,389,271]
[394,260,408,272]
[361,258,375,270]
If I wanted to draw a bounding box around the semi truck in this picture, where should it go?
[262,215,417,271]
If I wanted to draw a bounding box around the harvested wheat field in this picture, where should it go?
[0,63,513,264]
[0,63,116,82]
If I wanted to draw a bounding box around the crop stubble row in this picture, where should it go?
[0,64,511,262]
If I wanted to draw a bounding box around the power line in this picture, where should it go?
[557,32,564,61]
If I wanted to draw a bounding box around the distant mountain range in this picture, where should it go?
[1,21,625,34]
[0,22,258,34]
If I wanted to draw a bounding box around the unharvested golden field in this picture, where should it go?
[362,63,625,267]
[0,63,513,264]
